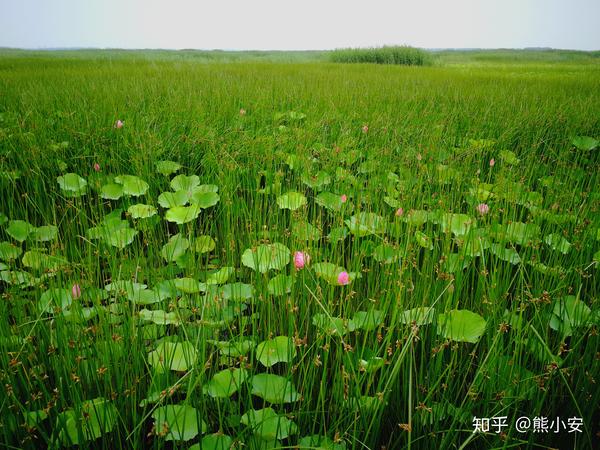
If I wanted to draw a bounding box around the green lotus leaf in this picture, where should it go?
[315,191,344,211]
[400,307,435,325]
[30,225,58,242]
[292,221,321,241]
[298,435,347,450]
[312,262,358,286]
[39,288,73,314]
[57,173,87,197]
[241,243,290,273]
[105,227,138,249]
[209,339,255,357]
[128,203,157,219]
[415,230,433,250]
[439,213,477,236]
[6,220,34,242]
[192,235,216,253]
[489,244,521,264]
[437,310,487,343]
[148,341,197,371]
[256,336,296,367]
[189,433,234,450]
[571,136,598,151]
[312,314,349,336]
[165,204,202,224]
[139,308,189,326]
[544,233,571,254]
[549,296,591,338]
[328,226,349,243]
[490,222,540,246]
[0,241,22,261]
[404,209,429,226]
[251,373,300,403]
[206,267,234,285]
[203,368,249,398]
[100,183,124,200]
[173,277,205,293]
[301,171,331,190]
[442,253,471,273]
[240,408,298,441]
[114,175,149,196]
[22,251,68,271]
[372,244,401,264]
[267,274,294,296]
[56,398,117,446]
[345,212,386,236]
[156,160,182,176]
[218,282,254,301]
[161,233,190,262]
[0,270,36,286]
[158,190,189,208]
[151,404,207,441]
[499,149,520,165]
[190,191,220,208]
[170,174,200,192]
[351,310,384,331]
[276,191,307,210]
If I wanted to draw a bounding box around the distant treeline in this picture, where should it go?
[330,46,430,65]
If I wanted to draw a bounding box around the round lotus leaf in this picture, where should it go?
[190,191,220,208]
[219,282,254,301]
[292,221,321,241]
[30,225,58,242]
[0,270,36,286]
[148,341,197,371]
[241,243,290,273]
[399,307,435,325]
[571,136,599,151]
[57,398,117,446]
[100,183,124,200]
[312,314,349,336]
[161,233,190,262]
[250,373,300,403]
[312,262,358,286]
[128,203,157,219]
[544,234,571,254]
[203,368,249,398]
[549,296,591,338]
[105,227,138,249]
[192,235,216,253]
[372,244,401,264]
[0,213,7,226]
[499,149,520,165]
[489,244,521,265]
[276,191,307,210]
[439,213,477,236]
[437,310,487,343]
[345,213,386,237]
[206,267,234,285]
[298,435,347,450]
[240,408,298,441]
[415,230,433,250]
[173,277,205,293]
[192,184,219,194]
[139,308,189,325]
[170,174,200,192]
[165,204,202,224]
[151,404,207,441]
[22,251,68,271]
[57,173,88,197]
[114,175,149,196]
[158,190,189,208]
[351,309,384,331]
[490,222,541,246]
[156,160,182,176]
[0,241,22,261]
[315,191,344,211]
[301,171,331,190]
[256,336,296,367]
[267,274,294,296]
[189,433,234,450]
[6,220,34,242]
[39,288,73,314]
[328,227,349,243]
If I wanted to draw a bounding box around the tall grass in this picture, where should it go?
[330,46,430,65]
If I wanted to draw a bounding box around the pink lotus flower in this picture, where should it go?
[71,284,82,299]
[115,120,124,129]
[340,194,348,203]
[239,108,246,116]
[395,207,404,217]
[93,163,101,172]
[489,158,495,167]
[361,125,369,133]
[476,203,490,215]
[337,271,350,285]
[293,251,310,270]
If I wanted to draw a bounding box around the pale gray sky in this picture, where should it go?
[1,0,599,50]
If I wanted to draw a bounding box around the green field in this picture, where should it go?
[0,49,599,449]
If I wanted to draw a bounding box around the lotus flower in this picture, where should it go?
[362,125,369,133]
[489,158,495,167]
[71,283,82,299]
[293,251,310,270]
[340,194,348,203]
[115,120,124,129]
[337,271,350,285]
[395,207,404,217]
[476,203,490,215]
[93,163,101,172]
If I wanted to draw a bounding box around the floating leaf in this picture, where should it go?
[22,251,68,271]
[148,341,197,371]
[189,434,234,450]
[315,192,344,211]
[105,227,138,249]
[490,222,540,246]
[400,307,435,325]
[100,183,124,200]
[192,235,216,253]
[158,190,189,208]
[277,191,307,210]
[437,310,487,343]
[571,136,599,151]
[114,175,149,196]
[372,244,401,264]
[152,404,207,441]
[328,226,349,243]
[241,243,290,273]
[298,435,346,450]
[256,336,296,367]
[351,310,384,331]
[6,220,34,242]
[203,368,249,398]
[404,209,429,226]
[499,149,520,165]
[251,373,300,403]
[312,262,359,286]
[544,234,571,254]
[292,221,321,241]
[442,253,470,273]
[39,288,72,314]
[312,314,348,336]
[439,213,476,236]
[170,174,200,192]
[267,274,293,296]
[0,241,22,261]
[549,296,591,337]
[165,204,202,224]
[206,267,235,285]
[219,282,254,301]
[209,339,255,358]
[345,213,386,237]
[173,277,205,294]
[301,171,331,190]
[415,230,433,250]
[128,203,157,219]
[489,244,521,265]
[161,233,190,262]
[56,398,117,446]
[57,173,87,197]
[190,191,220,209]
[30,225,58,242]
[139,308,188,326]
[156,160,182,176]
[240,408,298,440]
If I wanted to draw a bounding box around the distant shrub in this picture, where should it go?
[330,46,430,66]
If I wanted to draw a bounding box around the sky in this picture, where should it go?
[1,0,599,51]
